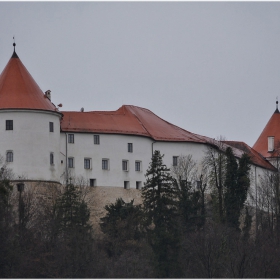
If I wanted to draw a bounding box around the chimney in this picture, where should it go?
[45,90,51,101]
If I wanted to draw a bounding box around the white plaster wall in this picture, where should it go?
[154,141,209,171]
[59,133,209,188]
[0,110,61,182]
[59,133,154,188]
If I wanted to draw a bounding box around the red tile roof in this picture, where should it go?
[224,141,276,171]
[0,52,57,112]
[61,105,208,143]
[253,110,280,158]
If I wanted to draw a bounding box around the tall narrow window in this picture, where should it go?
[135,161,141,171]
[173,156,178,166]
[68,134,74,144]
[122,160,128,171]
[50,153,54,165]
[268,136,275,152]
[6,151,13,162]
[94,135,100,145]
[128,143,133,153]
[68,157,74,168]
[136,181,142,190]
[6,120,13,130]
[102,159,109,170]
[49,122,54,132]
[84,158,91,169]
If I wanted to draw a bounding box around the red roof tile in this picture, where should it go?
[0,52,57,111]
[61,105,208,143]
[224,141,276,171]
[253,110,280,158]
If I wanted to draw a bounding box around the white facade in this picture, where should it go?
[0,109,62,182]
[58,133,210,187]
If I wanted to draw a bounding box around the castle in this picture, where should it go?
[0,44,277,195]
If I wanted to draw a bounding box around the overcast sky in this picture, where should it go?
[0,2,279,147]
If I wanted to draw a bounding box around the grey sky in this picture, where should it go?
[0,2,279,147]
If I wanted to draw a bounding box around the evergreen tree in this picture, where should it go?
[174,178,202,232]
[224,147,251,229]
[224,147,239,228]
[100,198,143,241]
[142,150,181,277]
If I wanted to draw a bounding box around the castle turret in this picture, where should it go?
[253,100,280,162]
[0,43,62,182]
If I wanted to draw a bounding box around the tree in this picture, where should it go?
[171,155,203,231]
[203,139,227,223]
[224,148,251,230]
[142,150,180,277]
[100,198,143,255]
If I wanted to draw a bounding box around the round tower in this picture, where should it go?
[0,44,62,183]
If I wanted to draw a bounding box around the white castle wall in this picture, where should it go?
[0,109,61,182]
[58,132,209,187]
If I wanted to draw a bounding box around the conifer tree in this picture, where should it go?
[224,147,251,229]
[100,198,143,241]
[142,150,180,277]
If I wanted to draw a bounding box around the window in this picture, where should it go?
[50,153,54,165]
[173,156,178,166]
[68,134,74,144]
[124,181,130,189]
[122,160,129,171]
[128,143,133,153]
[6,120,13,130]
[136,181,142,190]
[102,159,109,170]
[94,135,100,145]
[6,151,13,162]
[135,161,141,171]
[90,179,96,187]
[49,122,54,132]
[84,158,91,169]
[68,157,74,168]
[268,136,274,152]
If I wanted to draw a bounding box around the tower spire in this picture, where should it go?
[275,97,279,113]
[11,37,18,58]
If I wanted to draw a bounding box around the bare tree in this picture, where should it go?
[202,138,227,223]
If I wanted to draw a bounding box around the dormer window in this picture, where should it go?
[268,136,274,152]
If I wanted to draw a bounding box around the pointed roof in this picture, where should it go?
[224,141,277,171]
[253,105,280,158]
[0,48,57,112]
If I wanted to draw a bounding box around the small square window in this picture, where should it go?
[102,159,109,170]
[90,179,96,187]
[6,120,13,130]
[68,157,74,168]
[122,160,128,171]
[94,135,100,145]
[128,143,133,153]
[6,151,13,162]
[135,161,141,171]
[49,122,54,132]
[50,153,54,165]
[84,158,91,169]
[68,134,74,144]
[124,181,130,189]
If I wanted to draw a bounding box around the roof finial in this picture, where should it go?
[275,97,279,113]
[11,36,18,58]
